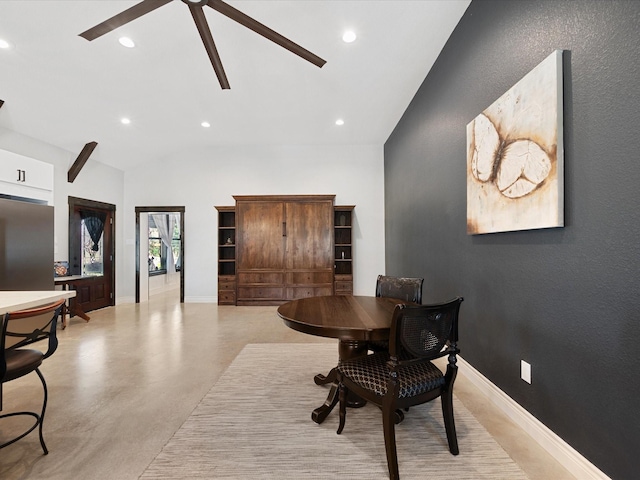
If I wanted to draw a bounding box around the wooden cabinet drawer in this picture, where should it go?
[335,281,353,296]
[286,286,333,300]
[237,271,284,284]
[218,290,236,304]
[286,271,333,285]
[238,287,284,299]
[219,280,236,290]
[335,281,352,291]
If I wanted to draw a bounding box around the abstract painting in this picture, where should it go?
[467,50,564,234]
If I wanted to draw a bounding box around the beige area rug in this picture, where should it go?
[140,344,528,479]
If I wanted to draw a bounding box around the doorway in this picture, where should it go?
[135,206,185,303]
[68,196,116,312]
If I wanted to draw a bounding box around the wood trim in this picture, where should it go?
[68,141,98,183]
[68,196,115,211]
[233,194,335,203]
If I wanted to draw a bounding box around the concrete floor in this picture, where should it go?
[1,294,575,479]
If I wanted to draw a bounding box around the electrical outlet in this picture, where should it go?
[521,360,531,384]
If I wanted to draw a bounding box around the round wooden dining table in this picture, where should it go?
[277,295,407,424]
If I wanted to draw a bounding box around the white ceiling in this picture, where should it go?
[0,0,470,172]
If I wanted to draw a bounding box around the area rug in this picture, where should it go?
[140,343,528,479]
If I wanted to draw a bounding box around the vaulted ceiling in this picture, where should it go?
[0,1,470,172]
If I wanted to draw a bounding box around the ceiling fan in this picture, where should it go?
[79,0,326,89]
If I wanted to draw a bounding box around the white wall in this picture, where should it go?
[123,144,386,303]
[0,127,125,295]
[0,130,385,304]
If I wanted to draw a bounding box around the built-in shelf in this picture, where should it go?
[334,206,354,294]
[216,206,236,304]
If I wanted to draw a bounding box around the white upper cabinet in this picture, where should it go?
[0,149,54,205]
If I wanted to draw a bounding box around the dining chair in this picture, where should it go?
[336,297,464,480]
[1,299,64,454]
[375,275,424,304]
[369,275,424,353]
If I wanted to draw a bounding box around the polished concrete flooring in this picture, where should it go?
[1,294,576,480]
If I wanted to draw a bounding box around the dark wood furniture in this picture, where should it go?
[369,275,424,352]
[277,295,410,424]
[334,206,354,295]
[215,206,236,305]
[54,276,91,328]
[216,195,355,305]
[336,298,464,480]
[375,275,423,303]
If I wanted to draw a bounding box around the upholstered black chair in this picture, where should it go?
[1,299,64,454]
[336,297,463,480]
[369,275,424,353]
[375,275,424,304]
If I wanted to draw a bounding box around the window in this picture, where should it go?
[148,214,181,275]
[81,218,104,276]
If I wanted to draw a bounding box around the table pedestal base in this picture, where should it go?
[311,340,368,424]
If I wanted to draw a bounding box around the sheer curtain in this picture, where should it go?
[150,214,175,274]
[169,213,180,271]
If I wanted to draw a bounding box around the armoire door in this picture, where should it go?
[236,200,286,303]
[285,200,333,269]
[284,200,334,299]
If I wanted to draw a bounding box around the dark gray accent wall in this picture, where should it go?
[384,1,640,478]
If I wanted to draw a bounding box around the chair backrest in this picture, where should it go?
[375,275,424,304]
[388,297,463,361]
[2,299,64,361]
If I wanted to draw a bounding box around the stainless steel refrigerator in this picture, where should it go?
[0,196,54,290]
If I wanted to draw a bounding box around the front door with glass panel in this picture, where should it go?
[68,197,115,313]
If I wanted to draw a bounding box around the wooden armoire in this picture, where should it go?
[216,195,354,305]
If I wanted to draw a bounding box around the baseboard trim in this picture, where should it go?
[457,356,610,480]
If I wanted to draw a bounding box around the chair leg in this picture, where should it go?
[35,368,49,455]
[337,383,346,434]
[441,389,459,455]
[382,404,400,480]
[0,369,49,454]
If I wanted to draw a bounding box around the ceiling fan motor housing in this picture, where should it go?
[183,0,209,7]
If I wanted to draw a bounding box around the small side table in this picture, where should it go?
[54,275,91,328]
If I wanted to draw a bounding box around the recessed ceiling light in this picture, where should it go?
[121,118,131,125]
[201,121,211,128]
[119,37,135,48]
[335,119,345,126]
[0,38,11,49]
[342,31,356,43]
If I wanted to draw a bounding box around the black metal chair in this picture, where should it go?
[369,275,424,353]
[336,297,463,480]
[1,299,64,454]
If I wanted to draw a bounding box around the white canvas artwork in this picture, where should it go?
[466,50,564,235]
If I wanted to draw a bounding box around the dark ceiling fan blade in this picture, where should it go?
[207,0,326,68]
[188,6,230,89]
[79,0,173,41]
